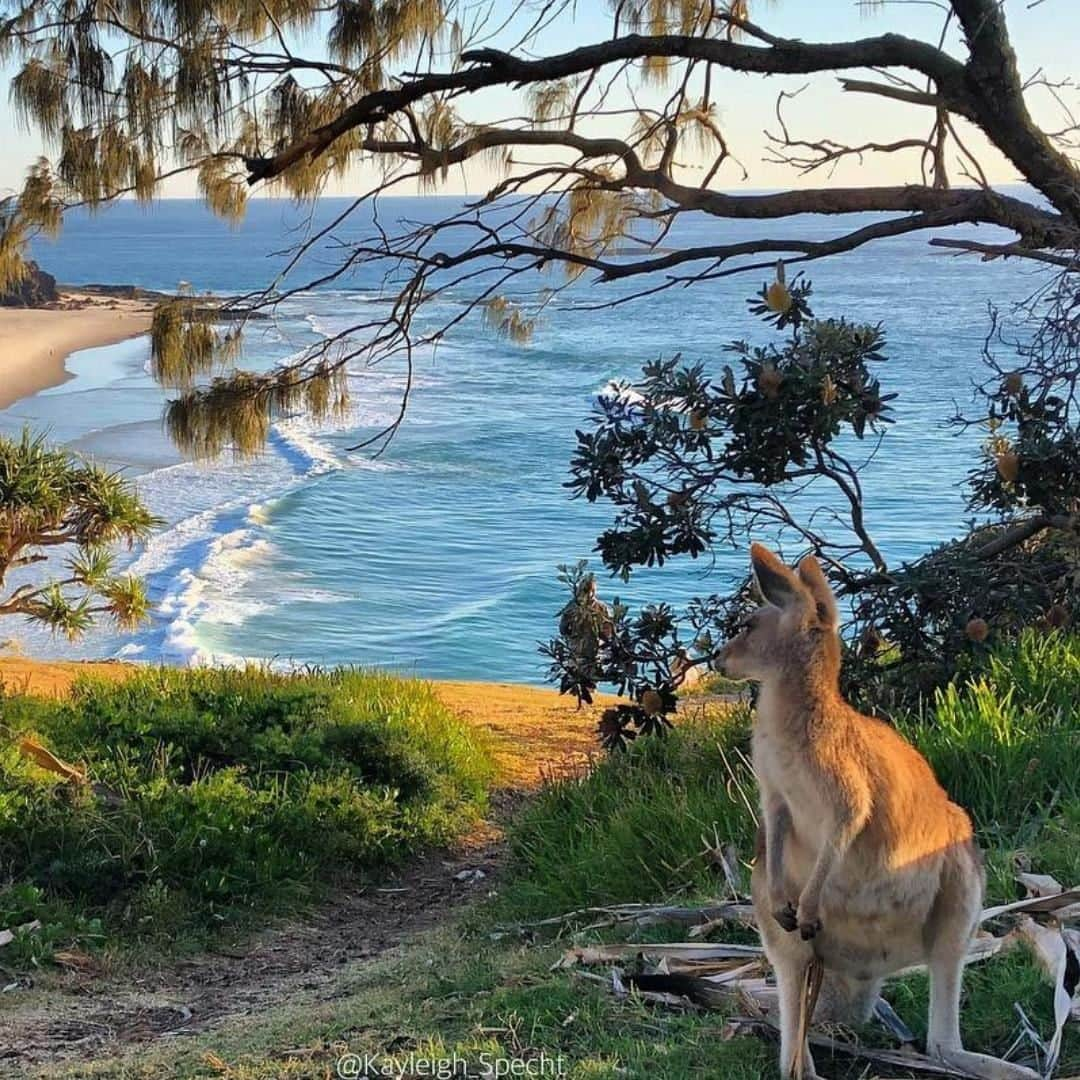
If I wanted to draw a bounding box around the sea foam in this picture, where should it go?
[118,410,347,667]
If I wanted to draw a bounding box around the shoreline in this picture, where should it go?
[0,291,155,410]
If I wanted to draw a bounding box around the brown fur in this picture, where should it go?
[718,545,1036,1080]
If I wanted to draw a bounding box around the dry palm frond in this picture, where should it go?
[676,100,725,155]
[151,300,220,387]
[166,372,272,459]
[534,176,637,280]
[175,42,227,131]
[631,110,667,162]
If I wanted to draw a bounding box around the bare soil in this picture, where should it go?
[1,823,512,1073]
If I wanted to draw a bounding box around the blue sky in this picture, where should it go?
[1,0,1076,198]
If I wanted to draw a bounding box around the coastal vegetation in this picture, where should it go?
[6,633,1075,1078]
[0,428,155,637]
[517,631,1080,921]
[0,1,1077,1072]
[0,666,494,965]
[2,0,1076,730]
[548,267,1080,732]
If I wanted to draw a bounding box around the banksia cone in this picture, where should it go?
[641,689,665,715]
[965,618,990,643]
[689,409,708,431]
[996,451,1019,484]
[759,364,783,399]
[766,280,793,313]
[1004,371,1024,397]
[766,260,792,313]
[666,489,690,508]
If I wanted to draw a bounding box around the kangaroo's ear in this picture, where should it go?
[797,555,839,628]
[750,544,805,610]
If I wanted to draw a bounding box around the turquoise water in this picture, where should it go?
[0,198,1042,680]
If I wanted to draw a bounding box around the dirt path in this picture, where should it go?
[0,664,608,1075]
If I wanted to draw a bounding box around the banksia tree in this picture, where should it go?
[545,275,898,720]
[0,430,156,639]
[547,265,1080,732]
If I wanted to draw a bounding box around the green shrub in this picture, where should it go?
[0,667,494,955]
[497,709,757,921]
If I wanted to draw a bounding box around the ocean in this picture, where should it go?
[0,196,1045,682]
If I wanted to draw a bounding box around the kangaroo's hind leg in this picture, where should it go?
[925,852,1039,1080]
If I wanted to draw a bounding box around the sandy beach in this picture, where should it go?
[0,291,154,410]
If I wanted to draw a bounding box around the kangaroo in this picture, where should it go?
[718,544,1037,1080]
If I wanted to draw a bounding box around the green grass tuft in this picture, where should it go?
[900,631,1080,829]
[897,630,1080,895]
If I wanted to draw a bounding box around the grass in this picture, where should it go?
[901,630,1080,825]
[501,630,1080,921]
[480,631,1080,1077]
[0,666,495,964]
[898,631,1080,894]
[43,914,1074,1079]
[35,921,781,1080]
[495,707,757,920]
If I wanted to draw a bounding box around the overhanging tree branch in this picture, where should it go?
[242,30,976,185]
[4,0,1080,460]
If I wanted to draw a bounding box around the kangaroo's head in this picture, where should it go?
[718,543,841,687]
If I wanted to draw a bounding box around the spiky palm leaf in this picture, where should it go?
[0,429,157,639]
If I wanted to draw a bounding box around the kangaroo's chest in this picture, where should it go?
[752,724,832,849]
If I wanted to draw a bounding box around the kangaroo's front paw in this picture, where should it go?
[796,898,821,940]
[773,901,799,933]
